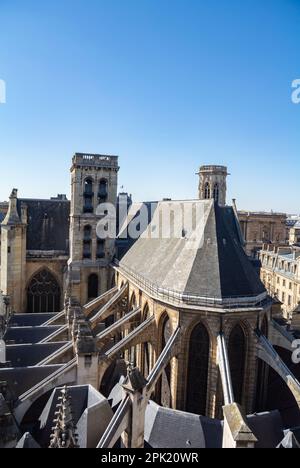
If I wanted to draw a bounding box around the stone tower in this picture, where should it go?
[68,154,119,304]
[0,190,27,313]
[198,165,228,206]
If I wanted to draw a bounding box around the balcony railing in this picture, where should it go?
[113,260,268,309]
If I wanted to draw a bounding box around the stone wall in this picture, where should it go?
[116,269,271,419]
[238,212,287,258]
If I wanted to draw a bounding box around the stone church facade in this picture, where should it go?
[0,153,119,314]
[1,157,300,449]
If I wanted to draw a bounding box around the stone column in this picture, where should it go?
[121,366,148,449]
[222,403,257,449]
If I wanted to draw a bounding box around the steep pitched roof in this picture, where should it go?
[6,342,68,367]
[4,326,62,344]
[145,401,223,449]
[18,198,70,252]
[16,433,40,449]
[119,200,266,301]
[0,366,63,399]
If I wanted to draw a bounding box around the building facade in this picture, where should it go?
[260,245,300,319]
[289,221,300,246]
[112,199,272,419]
[1,158,300,449]
[238,211,288,258]
[0,153,119,314]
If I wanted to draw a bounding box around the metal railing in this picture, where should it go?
[113,260,267,309]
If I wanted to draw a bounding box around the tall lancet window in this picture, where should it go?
[228,324,246,404]
[27,270,61,313]
[204,182,211,199]
[83,178,94,213]
[213,183,219,203]
[88,274,99,300]
[83,225,92,259]
[98,179,108,202]
[186,322,210,415]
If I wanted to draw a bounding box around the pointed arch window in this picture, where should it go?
[228,324,246,404]
[96,239,105,259]
[160,315,172,408]
[261,315,268,338]
[83,225,92,259]
[98,179,108,202]
[213,183,219,203]
[204,182,211,200]
[186,322,210,415]
[27,270,61,313]
[83,178,94,213]
[88,274,99,300]
[129,293,137,311]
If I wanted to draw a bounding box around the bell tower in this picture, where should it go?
[198,165,228,206]
[68,153,119,304]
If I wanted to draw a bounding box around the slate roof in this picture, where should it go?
[16,433,41,449]
[117,201,157,259]
[6,342,68,367]
[0,366,63,399]
[37,385,113,448]
[18,198,70,252]
[145,401,223,449]
[9,313,58,328]
[247,411,284,448]
[4,326,62,344]
[119,200,266,300]
[38,386,89,447]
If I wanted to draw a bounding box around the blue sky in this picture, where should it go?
[0,0,299,212]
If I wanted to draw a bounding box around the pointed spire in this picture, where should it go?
[2,189,22,226]
[49,386,79,449]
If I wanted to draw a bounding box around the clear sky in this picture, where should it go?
[0,0,299,213]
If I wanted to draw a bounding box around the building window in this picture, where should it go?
[159,315,172,408]
[213,183,219,203]
[83,225,92,259]
[27,270,61,313]
[228,324,246,405]
[204,182,211,200]
[83,178,94,213]
[186,322,210,415]
[98,179,108,202]
[88,274,99,299]
[96,239,105,259]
